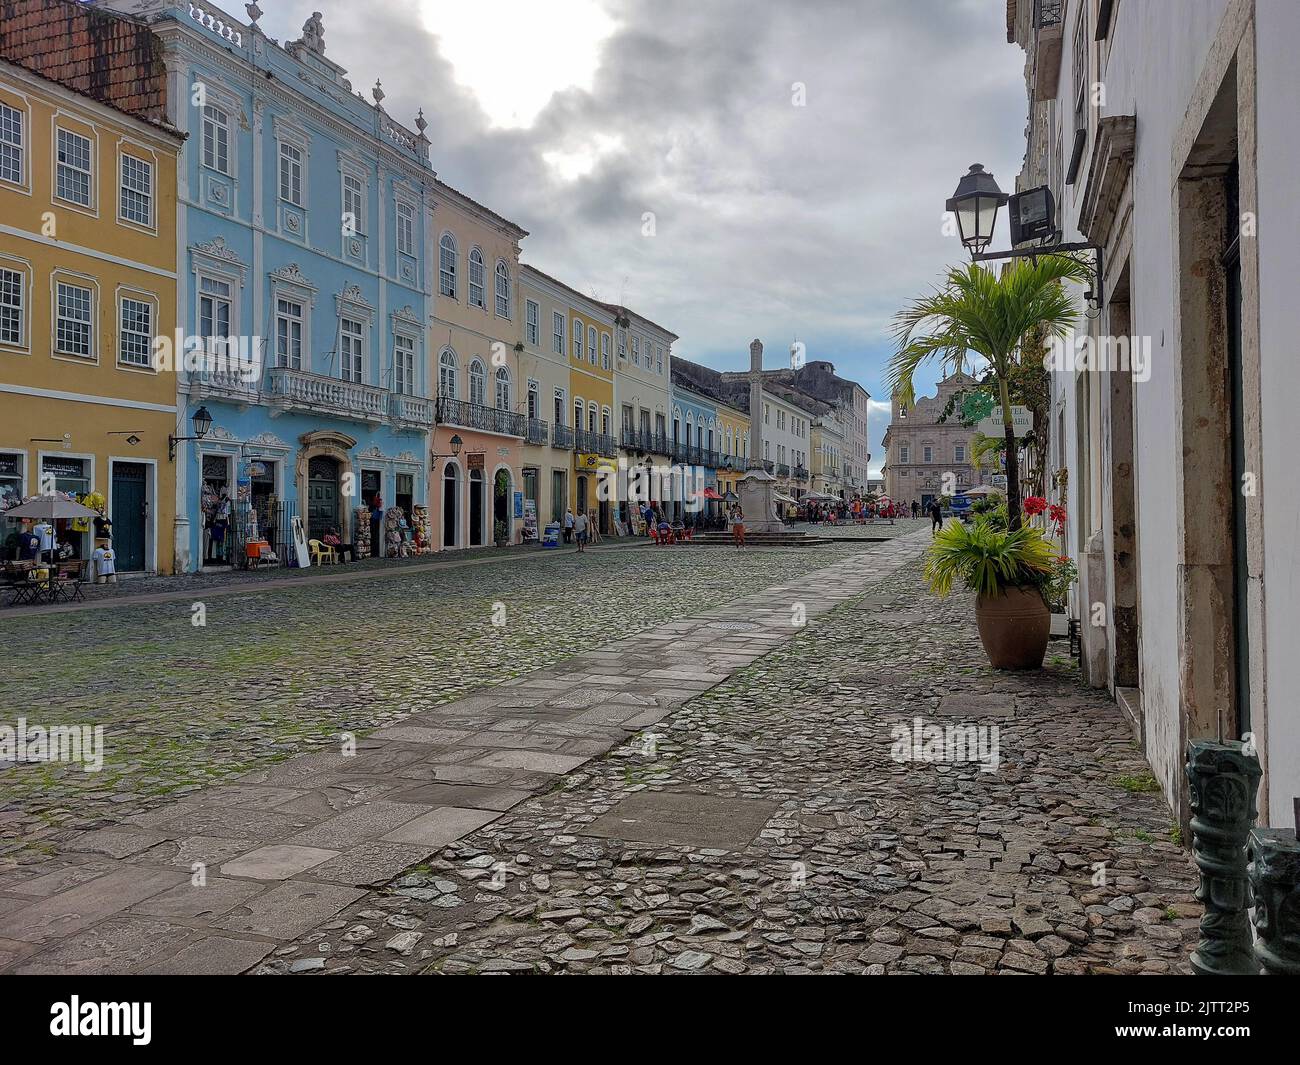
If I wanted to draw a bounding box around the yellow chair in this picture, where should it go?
[308,538,337,565]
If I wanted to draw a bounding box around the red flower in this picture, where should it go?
[1023,496,1048,516]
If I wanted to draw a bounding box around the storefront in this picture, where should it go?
[430,426,522,550]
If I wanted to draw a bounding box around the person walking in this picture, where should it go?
[911,499,920,519]
[730,504,745,548]
[928,498,943,534]
[563,507,575,543]
[573,510,588,553]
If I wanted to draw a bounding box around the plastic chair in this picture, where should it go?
[308,539,337,565]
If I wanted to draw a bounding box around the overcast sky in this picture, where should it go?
[261,0,1027,475]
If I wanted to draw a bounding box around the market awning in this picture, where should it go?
[773,492,800,505]
[700,487,724,501]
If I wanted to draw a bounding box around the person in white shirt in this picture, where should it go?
[563,508,575,543]
[573,511,588,553]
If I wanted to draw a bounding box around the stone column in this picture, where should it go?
[1186,739,1261,975]
[748,339,764,466]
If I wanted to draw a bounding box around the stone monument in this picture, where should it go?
[737,339,783,534]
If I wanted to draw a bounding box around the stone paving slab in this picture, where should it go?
[0,532,925,972]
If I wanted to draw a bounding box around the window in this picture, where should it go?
[439,234,457,298]
[340,317,364,382]
[495,261,510,318]
[553,387,565,424]
[0,102,22,185]
[202,105,230,174]
[572,318,583,360]
[495,366,510,410]
[588,404,597,432]
[954,444,966,463]
[342,174,364,234]
[0,267,23,345]
[527,380,539,419]
[199,276,232,349]
[468,248,486,308]
[923,445,933,464]
[118,296,152,367]
[618,330,626,359]
[899,445,909,464]
[656,346,663,373]
[278,142,302,205]
[394,334,416,395]
[396,202,415,256]
[525,300,540,346]
[120,154,153,226]
[56,128,92,206]
[631,337,639,365]
[602,408,611,435]
[552,311,564,354]
[0,451,23,507]
[275,298,303,369]
[439,349,457,397]
[469,358,486,406]
[588,326,597,365]
[574,398,583,431]
[55,281,92,357]
[600,332,610,369]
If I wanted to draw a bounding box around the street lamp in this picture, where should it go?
[946,163,1008,256]
[168,405,213,461]
[431,434,463,461]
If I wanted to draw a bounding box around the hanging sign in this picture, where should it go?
[466,452,485,471]
[976,405,1034,438]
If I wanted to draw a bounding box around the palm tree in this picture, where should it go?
[888,255,1090,530]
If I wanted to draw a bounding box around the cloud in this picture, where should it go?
[265,1,1025,400]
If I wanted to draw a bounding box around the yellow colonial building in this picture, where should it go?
[714,401,751,500]
[559,280,617,531]
[0,54,183,573]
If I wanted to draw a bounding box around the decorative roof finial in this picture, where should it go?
[245,1,262,26]
[372,79,385,105]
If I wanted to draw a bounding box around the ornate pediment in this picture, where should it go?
[270,262,316,293]
[1079,115,1137,246]
[192,235,242,264]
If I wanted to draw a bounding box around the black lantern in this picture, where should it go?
[946,163,1008,255]
[168,404,213,461]
[433,434,464,463]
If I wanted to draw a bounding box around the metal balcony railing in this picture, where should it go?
[525,418,548,446]
[776,462,791,478]
[621,428,673,455]
[267,367,387,422]
[576,430,618,457]
[435,397,525,437]
[792,466,809,482]
[1035,0,1064,28]
[552,425,575,450]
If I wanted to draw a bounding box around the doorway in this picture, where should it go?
[551,470,566,524]
[469,469,485,546]
[307,455,339,540]
[111,462,148,571]
[1107,266,1140,691]
[442,464,458,549]
[493,469,511,544]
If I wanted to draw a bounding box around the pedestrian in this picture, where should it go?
[573,509,588,553]
[929,498,943,533]
[730,504,745,548]
[563,507,575,543]
[911,499,920,519]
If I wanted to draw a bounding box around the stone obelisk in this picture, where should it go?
[737,338,782,533]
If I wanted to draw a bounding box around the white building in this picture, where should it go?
[1008,0,1300,828]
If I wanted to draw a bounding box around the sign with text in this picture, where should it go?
[976,405,1034,438]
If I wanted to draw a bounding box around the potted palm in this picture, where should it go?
[889,256,1090,529]
[924,519,1057,669]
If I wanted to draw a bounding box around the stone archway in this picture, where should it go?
[296,430,357,542]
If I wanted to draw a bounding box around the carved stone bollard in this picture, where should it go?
[1247,827,1300,975]
[1185,739,1261,975]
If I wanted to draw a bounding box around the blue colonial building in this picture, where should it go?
[669,383,721,519]
[111,2,435,569]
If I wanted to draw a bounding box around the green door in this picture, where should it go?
[307,456,339,541]
[111,462,148,571]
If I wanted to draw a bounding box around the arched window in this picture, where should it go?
[574,397,584,431]
[439,233,457,298]
[588,403,597,432]
[438,349,457,398]
[571,318,583,360]
[469,358,486,406]
[495,261,510,318]
[468,247,485,308]
[494,366,510,410]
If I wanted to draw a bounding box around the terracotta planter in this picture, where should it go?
[975,584,1050,670]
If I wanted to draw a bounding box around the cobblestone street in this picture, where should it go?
[0,527,1197,974]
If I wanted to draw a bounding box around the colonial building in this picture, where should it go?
[430,179,526,550]
[881,370,988,511]
[606,301,674,529]
[105,2,435,569]
[1006,0,1300,827]
[0,0,183,573]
